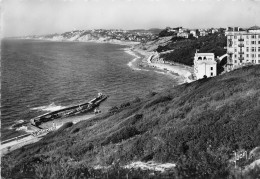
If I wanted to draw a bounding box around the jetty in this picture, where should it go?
[1,93,108,156]
[30,93,108,127]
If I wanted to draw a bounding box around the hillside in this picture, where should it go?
[136,32,227,66]
[2,65,260,178]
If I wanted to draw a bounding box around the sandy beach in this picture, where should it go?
[129,47,194,84]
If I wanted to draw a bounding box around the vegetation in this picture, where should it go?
[157,32,227,66]
[158,29,177,37]
[2,65,260,178]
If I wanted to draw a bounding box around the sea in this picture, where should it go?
[1,39,180,141]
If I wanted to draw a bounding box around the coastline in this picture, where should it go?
[1,114,96,156]
[22,37,194,84]
[20,37,140,46]
[126,47,194,84]
[2,39,194,155]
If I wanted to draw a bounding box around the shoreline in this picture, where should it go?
[0,114,96,156]
[19,37,194,84]
[126,47,194,84]
[2,39,194,155]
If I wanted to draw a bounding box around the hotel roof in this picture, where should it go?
[195,53,214,56]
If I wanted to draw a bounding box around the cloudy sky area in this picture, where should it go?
[2,0,260,37]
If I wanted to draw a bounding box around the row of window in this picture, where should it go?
[234,60,260,63]
[234,47,260,52]
[234,54,260,58]
[233,35,260,39]
[233,41,260,45]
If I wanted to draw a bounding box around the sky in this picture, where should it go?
[1,0,260,37]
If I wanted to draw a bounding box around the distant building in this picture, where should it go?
[190,30,198,38]
[211,28,218,34]
[225,26,260,71]
[199,30,207,36]
[177,32,189,38]
[194,53,217,79]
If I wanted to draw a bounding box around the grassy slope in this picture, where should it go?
[2,65,260,178]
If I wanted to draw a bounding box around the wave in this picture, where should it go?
[154,71,166,75]
[15,125,35,133]
[10,120,28,130]
[31,103,66,112]
[124,48,150,71]
[127,57,142,71]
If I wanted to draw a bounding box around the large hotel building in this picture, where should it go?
[225,26,260,71]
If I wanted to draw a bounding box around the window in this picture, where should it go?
[258,54,260,57]
[258,60,260,63]
[259,35,260,38]
[246,47,249,52]
[246,54,249,57]
[252,41,256,44]
[211,72,213,76]
[252,47,256,52]
[234,35,237,39]
[246,35,249,39]
[252,60,255,63]
[235,48,237,52]
[258,41,260,44]
[252,54,255,58]
[252,35,255,38]
[234,60,237,63]
[258,47,260,52]
[234,54,237,58]
[211,67,213,70]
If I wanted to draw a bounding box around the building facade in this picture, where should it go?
[177,32,189,38]
[194,53,217,79]
[225,26,260,71]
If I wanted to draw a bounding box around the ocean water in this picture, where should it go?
[1,39,179,141]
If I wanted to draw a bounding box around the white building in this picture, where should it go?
[194,53,217,79]
[190,30,198,38]
[225,26,260,71]
[177,32,189,38]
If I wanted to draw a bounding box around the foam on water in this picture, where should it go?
[31,103,66,112]
[124,48,151,71]
[15,125,35,133]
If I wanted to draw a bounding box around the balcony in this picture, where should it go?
[227,51,233,55]
[238,51,244,54]
[238,57,244,61]
[238,38,244,41]
[238,44,244,47]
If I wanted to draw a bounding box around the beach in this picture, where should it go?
[128,47,194,84]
